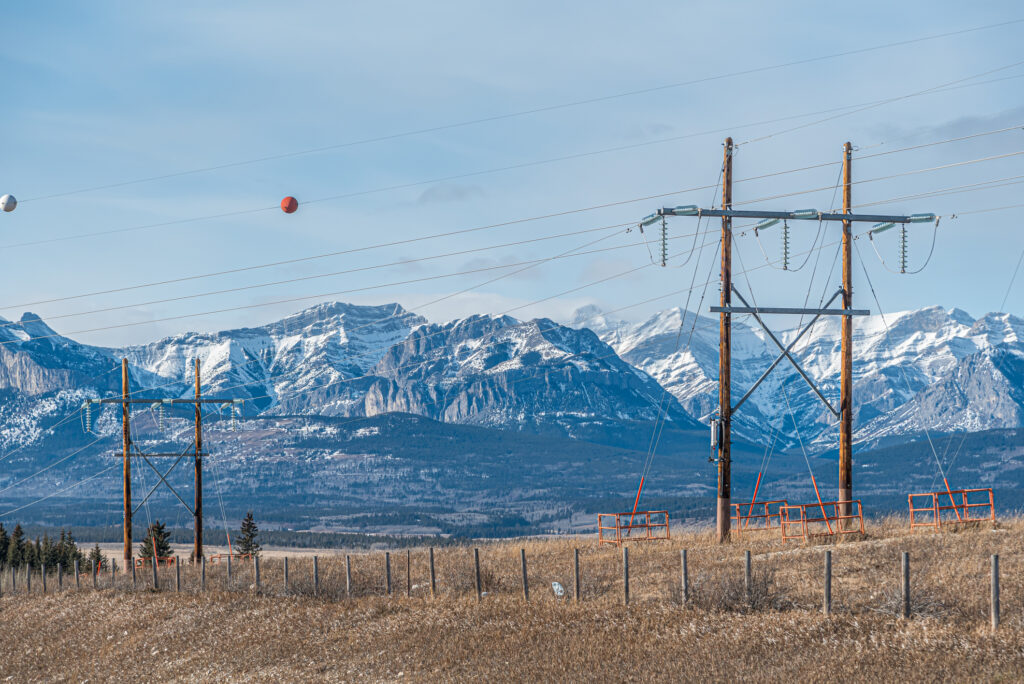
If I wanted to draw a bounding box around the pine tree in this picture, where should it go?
[6,524,25,569]
[138,521,171,561]
[0,523,8,571]
[88,543,106,571]
[59,531,84,568]
[237,512,261,558]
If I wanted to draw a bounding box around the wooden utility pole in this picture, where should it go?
[193,359,203,562]
[717,137,734,544]
[839,142,853,518]
[122,358,132,568]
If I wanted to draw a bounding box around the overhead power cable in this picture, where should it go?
[6,76,1021,253]
[4,125,1020,316]
[736,57,1024,146]
[20,17,1023,204]
[0,464,120,519]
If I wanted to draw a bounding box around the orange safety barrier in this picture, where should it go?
[780,500,864,543]
[909,488,995,530]
[597,511,670,546]
[208,553,252,564]
[134,555,177,569]
[731,500,787,537]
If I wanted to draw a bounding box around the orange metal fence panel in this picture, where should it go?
[731,500,787,538]
[908,488,994,530]
[597,511,670,546]
[209,553,253,564]
[134,555,177,568]
[780,500,864,543]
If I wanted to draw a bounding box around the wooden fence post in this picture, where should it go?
[42,564,47,594]
[201,556,206,591]
[823,550,832,616]
[406,549,411,598]
[574,548,581,602]
[474,548,482,601]
[74,560,80,590]
[11,565,17,594]
[744,550,752,603]
[313,556,319,596]
[175,557,181,592]
[284,557,289,593]
[622,547,630,606]
[901,552,910,619]
[520,548,529,601]
[26,565,31,594]
[385,552,392,596]
[227,554,232,583]
[152,557,159,591]
[111,559,116,587]
[681,549,689,606]
[991,554,1000,632]
[58,563,63,591]
[429,548,436,598]
[92,560,97,590]
[345,555,352,598]
[132,561,136,589]
[254,555,260,590]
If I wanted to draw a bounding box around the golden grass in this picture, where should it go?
[2,516,1023,682]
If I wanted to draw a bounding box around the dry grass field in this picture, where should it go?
[2,517,1023,682]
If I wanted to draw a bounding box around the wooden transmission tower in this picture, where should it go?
[640,137,936,543]
[88,358,241,566]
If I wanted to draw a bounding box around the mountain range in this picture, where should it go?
[1,300,1022,535]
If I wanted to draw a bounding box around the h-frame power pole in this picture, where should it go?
[89,359,241,566]
[639,138,935,543]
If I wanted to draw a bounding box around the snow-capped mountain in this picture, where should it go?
[0,302,699,455]
[580,304,1024,450]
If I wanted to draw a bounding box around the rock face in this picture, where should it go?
[578,305,1024,450]
[3,299,1024,467]
[0,302,698,453]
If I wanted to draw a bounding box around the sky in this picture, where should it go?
[1,1,1023,347]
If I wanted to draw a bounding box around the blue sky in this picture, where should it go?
[1,2,1022,345]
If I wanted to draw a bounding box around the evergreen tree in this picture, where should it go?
[88,543,106,571]
[0,523,8,571]
[237,512,261,557]
[41,533,56,568]
[138,521,171,560]
[6,524,25,569]
[59,530,84,568]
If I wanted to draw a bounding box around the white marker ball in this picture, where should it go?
[0,195,16,213]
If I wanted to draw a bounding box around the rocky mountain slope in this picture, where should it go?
[581,304,1024,450]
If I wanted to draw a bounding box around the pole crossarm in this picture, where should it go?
[732,287,839,418]
[92,398,238,405]
[111,452,212,458]
[657,208,932,223]
[711,305,870,316]
[731,290,843,415]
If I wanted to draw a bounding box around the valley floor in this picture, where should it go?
[2,518,1023,682]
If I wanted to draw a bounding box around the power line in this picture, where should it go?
[6,76,1021,254]
[3,173,1018,350]
[736,57,1024,146]
[5,125,1020,317]
[20,18,1023,204]
[0,464,119,519]
[1001,247,1024,312]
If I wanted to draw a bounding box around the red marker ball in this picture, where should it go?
[281,196,298,213]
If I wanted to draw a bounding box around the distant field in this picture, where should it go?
[2,517,1023,682]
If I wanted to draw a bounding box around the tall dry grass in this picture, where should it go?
[1,516,1022,682]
